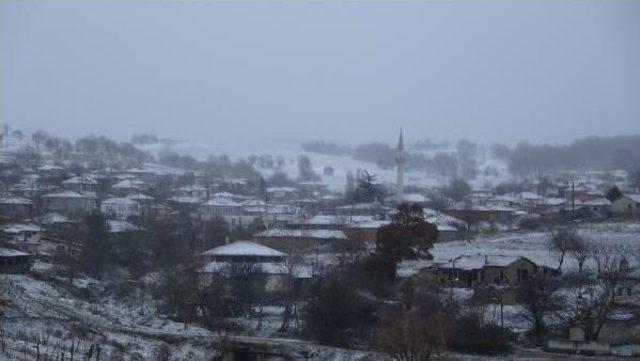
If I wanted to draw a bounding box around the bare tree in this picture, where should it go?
[562,249,630,341]
[516,277,565,337]
[548,228,582,271]
[569,237,589,273]
[278,253,304,333]
[376,309,447,361]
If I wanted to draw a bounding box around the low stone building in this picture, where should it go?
[61,175,98,193]
[2,223,43,243]
[611,194,640,216]
[199,241,311,292]
[0,196,34,220]
[42,190,97,218]
[254,228,348,252]
[0,248,31,274]
[421,254,559,288]
[101,197,140,220]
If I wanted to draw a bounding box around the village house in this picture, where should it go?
[10,176,58,199]
[61,175,98,193]
[107,219,142,236]
[333,202,390,217]
[611,194,640,216]
[343,219,391,244]
[199,196,243,224]
[562,197,611,218]
[421,254,560,289]
[241,201,300,226]
[0,196,34,220]
[101,197,140,219]
[126,192,155,206]
[266,186,299,200]
[177,185,209,200]
[199,240,311,292]
[1,223,43,243]
[35,212,79,238]
[0,248,31,274]
[42,190,97,218]
[254,228,348,252]
[111,178,145,196]
[444,204,517,225]
[36,165,66,181]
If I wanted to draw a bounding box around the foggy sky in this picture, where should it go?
[2,1,640,147]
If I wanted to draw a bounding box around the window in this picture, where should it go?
[517,269,529,281]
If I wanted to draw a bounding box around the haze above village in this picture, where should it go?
[1,1,640,360]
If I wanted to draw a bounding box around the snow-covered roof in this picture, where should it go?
[107,220,141,233]
[423,208,468,228]
[202,241,284,257]
[169,196,201,204]
[576,197,611,206]
[102,197,139,205]
[347,219,391,229]
[62,176,97,185]
[448,203,516,212]
[335,202,386,210]
[212,191,237,198]
[436,224,458,232]
[432,254,537,271]
[255,228,348,240]
[36,212,72,225]
[127,193,154,201]
[2,223,42,233]
[37,165,64,171]
[519,191,543,200]
[112,179,144,189]
[266,186,297,193]
[623,194,640,203]
[296,214,363,226]
[199,261,312,278]
[543,197,566,206]
[42,190,93,199]
[202,197,241,206]
[401,193,428,203]
[0,248,29,257]
[0,196,33,205]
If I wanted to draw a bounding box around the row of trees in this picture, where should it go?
[495,135,640,177]
[351,140,482,180]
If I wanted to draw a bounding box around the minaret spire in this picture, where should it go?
[395,128,406,203]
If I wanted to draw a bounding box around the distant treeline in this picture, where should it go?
[496,135,640,177]
[352,140,483,180]
[301,141,353,156]
[158,151,260,179]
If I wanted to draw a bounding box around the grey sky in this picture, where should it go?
[2,1,639,147]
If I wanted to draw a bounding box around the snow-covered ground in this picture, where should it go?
[140,140,511,193]
[0,267,375,360]
[399,221,640,277]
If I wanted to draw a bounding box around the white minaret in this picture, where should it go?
[395,129,407,203]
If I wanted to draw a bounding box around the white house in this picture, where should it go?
[61,175,98,193]
[199,241,311,292]
[2,223,43,243]
[611,194,640,216]
[101,197,140,219]
[199,197,243,223]
[42,190,97,218]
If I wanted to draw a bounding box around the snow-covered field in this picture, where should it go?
[140,140,511,192]
[399,221,640,277]
[0,269,376,360]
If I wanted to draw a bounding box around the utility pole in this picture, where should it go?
[571,181,575,218]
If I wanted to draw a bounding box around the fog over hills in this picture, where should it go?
[2,0,640,146]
